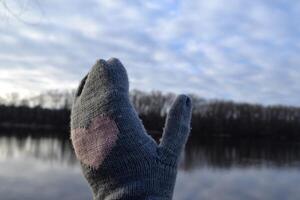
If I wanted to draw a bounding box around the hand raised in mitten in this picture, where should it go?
[71,58,192,200]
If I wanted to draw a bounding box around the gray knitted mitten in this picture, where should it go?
[70,58,192,200]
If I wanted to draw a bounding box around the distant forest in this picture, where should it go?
[1,90,300,140]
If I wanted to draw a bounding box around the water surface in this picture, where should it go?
[0,135,300,200]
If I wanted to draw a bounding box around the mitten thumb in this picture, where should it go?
[159,95,192,163]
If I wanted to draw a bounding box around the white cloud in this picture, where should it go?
[0,67,78,97]
[0,0,300,105]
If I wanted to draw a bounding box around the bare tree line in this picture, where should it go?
[1,90,300,140]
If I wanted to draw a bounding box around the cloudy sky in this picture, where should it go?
[0,0,300,105]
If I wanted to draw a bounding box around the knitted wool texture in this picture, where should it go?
[71,58,192,200]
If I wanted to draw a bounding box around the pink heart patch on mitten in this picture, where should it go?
[71,116,119,169]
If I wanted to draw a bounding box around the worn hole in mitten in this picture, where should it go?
[71,116,119,169]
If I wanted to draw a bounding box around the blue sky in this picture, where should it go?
[0,0,300,105]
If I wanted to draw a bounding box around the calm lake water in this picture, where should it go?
[1,134,300,200]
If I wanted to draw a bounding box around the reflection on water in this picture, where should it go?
[184,138,300,169]
[0,136,77,166]
[0,135,92,200]
[0,134,300,200]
